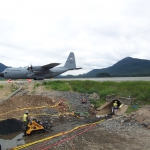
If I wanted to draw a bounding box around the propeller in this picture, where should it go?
[27,64,33,72]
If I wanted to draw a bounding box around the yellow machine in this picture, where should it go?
[25,119,53,135]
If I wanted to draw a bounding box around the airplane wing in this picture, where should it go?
[41,63,60,69]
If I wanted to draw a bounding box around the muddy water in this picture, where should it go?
[0,132,25,150]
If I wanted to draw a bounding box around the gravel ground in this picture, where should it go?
[26,116,150,150]
[35,90,91,113]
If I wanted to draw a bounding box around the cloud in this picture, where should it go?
[0,0,150,75]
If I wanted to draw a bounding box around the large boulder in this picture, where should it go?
[89,93,100,100]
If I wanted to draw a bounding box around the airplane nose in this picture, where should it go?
[0,73,4,77]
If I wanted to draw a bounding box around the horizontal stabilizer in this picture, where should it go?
[69,67,82,70]
[42,63,60,69]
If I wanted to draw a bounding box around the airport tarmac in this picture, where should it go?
[53,77,150,82]
[0,77,150,84]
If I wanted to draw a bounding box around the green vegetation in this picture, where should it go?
[40,80,150,111]
[126,105,139,114]
[11,84,18,92]
[96,72,110,77]
[42,81,70,91]
[0,85,3,89]
[31,90,35,94]
[89,98,106,108]
[34,83,40,89]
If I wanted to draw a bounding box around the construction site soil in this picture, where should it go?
[0,82,150,150]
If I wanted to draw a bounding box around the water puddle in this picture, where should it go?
[0,132,25,150]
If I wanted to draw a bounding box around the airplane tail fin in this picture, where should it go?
[64,52,82,70]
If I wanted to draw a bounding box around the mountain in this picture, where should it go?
[84,57,150,77]
[0,63,8,72]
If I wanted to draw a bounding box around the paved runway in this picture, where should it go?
[52,77,150,82]
[0,77,150,84]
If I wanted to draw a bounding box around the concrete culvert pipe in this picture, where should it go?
[96,100,128,117]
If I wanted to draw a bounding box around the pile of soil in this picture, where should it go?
[0,90,91,120]
[130,105,150,128]
[0,95,55,120]
[0,118,23,135]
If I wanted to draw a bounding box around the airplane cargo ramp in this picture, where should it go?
[96,100,129,116]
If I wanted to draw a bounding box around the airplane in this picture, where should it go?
[0,52,81,80]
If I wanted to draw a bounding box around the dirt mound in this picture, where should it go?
[131,105,150,128]
[0,95,56,120]
[0,118,23,135]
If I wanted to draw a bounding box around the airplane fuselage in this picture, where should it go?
[2,67,69,80]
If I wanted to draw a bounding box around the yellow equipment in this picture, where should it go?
[25,119,53,135]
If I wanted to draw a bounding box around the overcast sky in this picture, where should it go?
[0,0,150,75]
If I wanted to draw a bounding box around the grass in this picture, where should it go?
[10,84,19,92]
[34,83,40,89]
[0,85,3,89]
[126,105,139,114]
[38,80,150,111]
[42,81,71,91]
[89,98,106,108]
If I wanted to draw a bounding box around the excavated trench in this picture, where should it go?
[0,93,96,149]
[0,89,129,150]
[0,84,150,150]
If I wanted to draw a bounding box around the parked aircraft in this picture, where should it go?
[0,52,81,80]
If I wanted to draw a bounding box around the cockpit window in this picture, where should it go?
[5,72,7,74]
[4,69,8,71]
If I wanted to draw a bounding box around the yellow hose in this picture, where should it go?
[0,102,61,116]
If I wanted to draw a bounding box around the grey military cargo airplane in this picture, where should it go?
[0,52,81,80]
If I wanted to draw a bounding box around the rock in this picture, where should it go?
[52,99,55,103]
[89,93,100,100]
[121,120,124,124]
[82,97,87,103]
[96,107,101,111]
[90,104,94,108]
[148,125,150,129]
